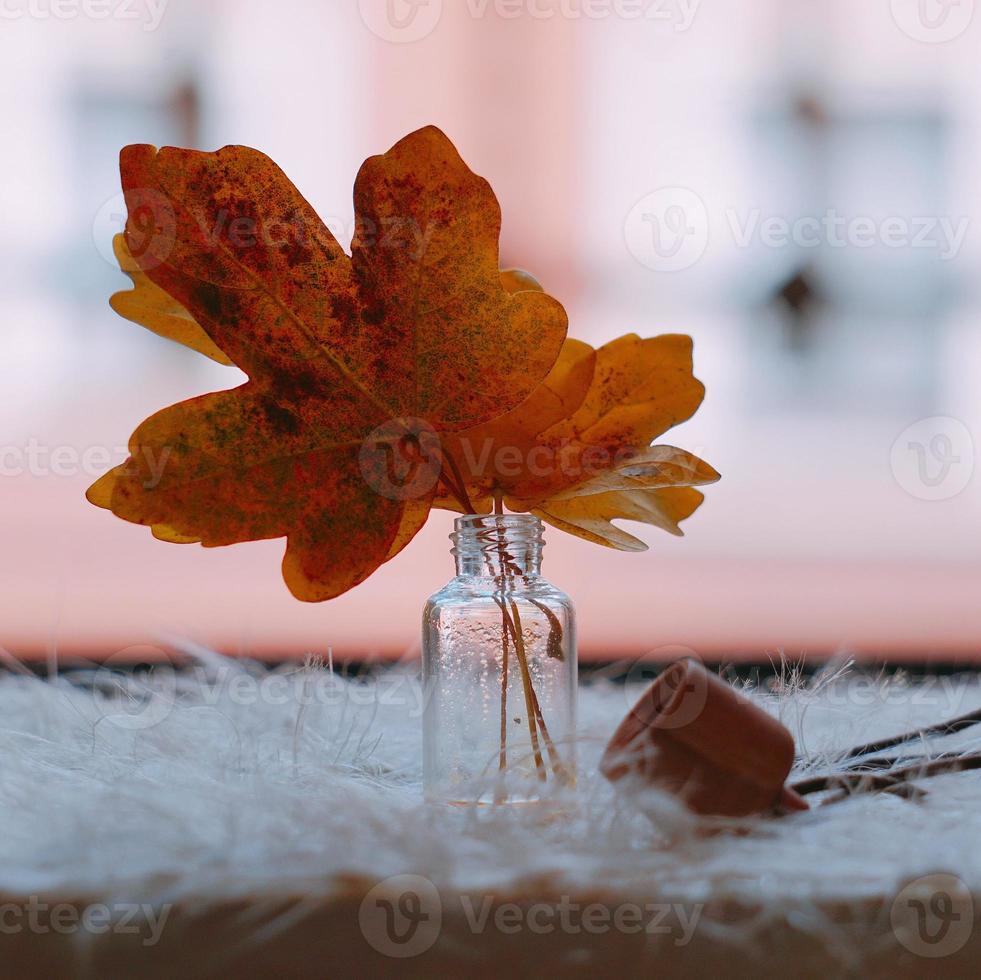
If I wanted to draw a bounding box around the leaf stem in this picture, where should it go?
[442,449,475,514]
[505,603,570,784]
[437,471,471,515]
[480,505,566,795]
[507,598,546,781]
[498,603,510,774]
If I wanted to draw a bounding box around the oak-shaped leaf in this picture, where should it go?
[437,330,719,549]
[88,126,568,600]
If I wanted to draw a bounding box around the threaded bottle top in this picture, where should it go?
[451,514,544,577]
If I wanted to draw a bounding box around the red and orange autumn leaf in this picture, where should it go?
[88,126,568,600]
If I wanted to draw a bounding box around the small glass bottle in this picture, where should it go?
[422,514,577,804]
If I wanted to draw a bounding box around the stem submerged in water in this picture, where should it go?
[495,495,569,792]
[507,601,571,786]
[507,598,546,780]
[498,602,509,773]
[448,483,569,797]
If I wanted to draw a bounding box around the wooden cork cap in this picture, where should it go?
[601,659,808,817]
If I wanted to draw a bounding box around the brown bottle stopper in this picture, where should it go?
[601,659,808,817]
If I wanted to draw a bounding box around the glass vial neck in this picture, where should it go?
[452,514,544,578]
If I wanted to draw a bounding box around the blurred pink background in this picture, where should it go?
[3,0,981,660]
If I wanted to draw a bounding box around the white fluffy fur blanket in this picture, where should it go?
[1,647,980,978]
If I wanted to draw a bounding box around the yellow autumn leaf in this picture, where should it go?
[532,486,706,551]
[435,331,719,546]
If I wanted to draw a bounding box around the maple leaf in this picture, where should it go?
[437,323,719,549]
[88,126,568,600]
